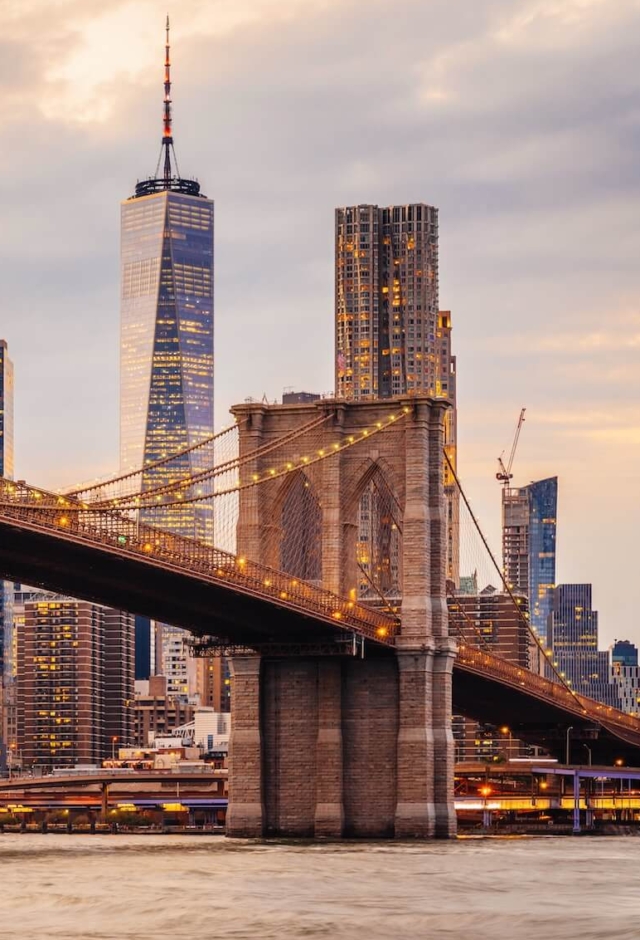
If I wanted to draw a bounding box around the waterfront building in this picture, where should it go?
[17,597,135,767]
[502,476,558,638]
[195,656,231,712]
[133,675,195,747]
[154,623,198,701]
[4,586,48,766]
[449,584,533,761]
[547,584,614,704]
[0,341,14,687]
[334,205,458,584]
[120,18,214,543]
[448,585,533,669]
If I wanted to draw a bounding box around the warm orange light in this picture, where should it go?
[480,786,492,797]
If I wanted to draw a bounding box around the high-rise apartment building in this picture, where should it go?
[503,476,557,637]
[547,584,613,704]
[154,623,198,701]
[133,675,195,747]
[4,585,42,764]
[195,656,231,712]
[120,19,214,542]
[448,585,533,669]
[0,342,14,763]
[335,204,441,399]
[449,584,534,762]
[17,597,135,767]
[335,204,458,583]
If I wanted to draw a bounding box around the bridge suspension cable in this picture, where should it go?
[65,420,242,500]
[444,449,581,704]
[66,413,338,508]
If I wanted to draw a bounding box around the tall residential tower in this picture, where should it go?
[335,204,458,583]
[120,18,214,542]
[0,342,14,692]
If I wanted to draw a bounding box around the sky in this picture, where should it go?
[2,0,639,647]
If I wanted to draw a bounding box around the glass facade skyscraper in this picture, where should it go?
[120,21,214,542]
[120,19,215,696]
[527,477,558,637]
[502,475,557,638]
[120,191,214,539]
[547,584,614,704]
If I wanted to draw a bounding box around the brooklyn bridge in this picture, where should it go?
[1,395,639,838]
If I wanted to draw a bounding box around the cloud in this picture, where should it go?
[1,0,640,645]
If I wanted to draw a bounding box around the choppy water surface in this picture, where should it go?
[0,835,638,939]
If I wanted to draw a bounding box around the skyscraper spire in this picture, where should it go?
[133,16,202,198]
[163,14,173,184]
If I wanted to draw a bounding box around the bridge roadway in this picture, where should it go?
[2,487,640,764]
[0,770,227,816]
[0,770,226,793]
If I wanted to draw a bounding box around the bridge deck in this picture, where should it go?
[2,478,640,759]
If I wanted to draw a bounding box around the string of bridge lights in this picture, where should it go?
[69,413,333,507]
[3,409,409,515]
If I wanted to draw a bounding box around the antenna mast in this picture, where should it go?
[163,15,173,184]
[133,16,202,199]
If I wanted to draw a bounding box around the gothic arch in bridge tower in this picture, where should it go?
[275,470,322,584]
[346,458,404,604]
[227,396,457,840]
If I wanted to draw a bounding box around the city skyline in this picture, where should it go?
[1,0,639,646]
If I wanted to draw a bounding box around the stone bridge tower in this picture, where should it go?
[226,395,456,838]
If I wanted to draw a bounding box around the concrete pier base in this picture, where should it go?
[226,651,456,839]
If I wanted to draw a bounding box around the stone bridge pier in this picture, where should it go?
[226,396,456,839]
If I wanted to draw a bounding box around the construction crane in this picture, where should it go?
[496,408,526,486]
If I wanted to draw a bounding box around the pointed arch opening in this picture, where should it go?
[355,464,402,605]
[279,471,323,584]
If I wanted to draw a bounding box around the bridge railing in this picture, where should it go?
[457,644,640,740]
[0,479,398,644]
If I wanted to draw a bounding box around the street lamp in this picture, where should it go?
[480,785,492,830]
[582,744,592,767]
[565,726,573,765]
[111,736,118,762]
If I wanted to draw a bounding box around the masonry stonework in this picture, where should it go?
[226,396,456,839]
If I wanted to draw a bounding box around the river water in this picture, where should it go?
[0,834,638,939]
